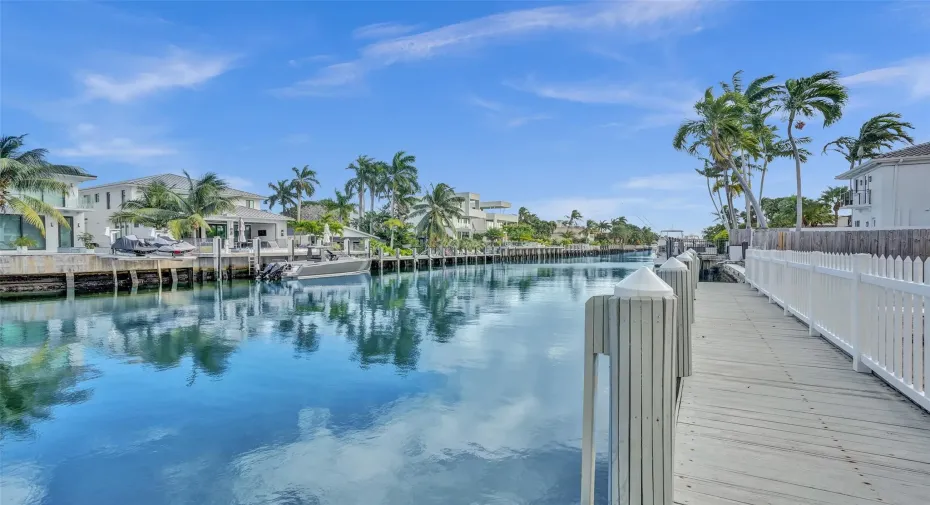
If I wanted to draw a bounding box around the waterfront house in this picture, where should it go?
[451,192,517,238]
[835,141,930,228]
[79,174,291,246]
[1,169,97,253]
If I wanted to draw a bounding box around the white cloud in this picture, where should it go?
[508,77,697,113]
[288,54,333,68]
[841,56,930,99]
[618,173,697,191]
[277,1,706,96]
[281,133,312,145]
[80,48,236,102]
[219,175,255,189]
[506,113,550,128]
[352,22,419,40]
[467,95,503,112]
[57,123,177,162]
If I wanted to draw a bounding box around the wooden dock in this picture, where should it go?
[676,282,930,505]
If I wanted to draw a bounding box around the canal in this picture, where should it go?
[1,256,650,504]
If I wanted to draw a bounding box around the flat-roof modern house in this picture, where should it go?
[452,192,517,238]
[79,174,291,246]
[835,142,930,228]
[1,169,97,253]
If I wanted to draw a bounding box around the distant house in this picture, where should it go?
[449,192,517,238]
[1,169,97,252]
[835,142,930,228]
[79,173,290,245]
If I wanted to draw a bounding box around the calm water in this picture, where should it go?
[1,257,649,505]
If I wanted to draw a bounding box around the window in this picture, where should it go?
[121,189,126,204]
[0,215,46,250]
[865,222,869,228]
[248,200,256,209]
[95,193,99,203]
[855,220,860,227]
[106,192,111,209]
[868,176,872,182]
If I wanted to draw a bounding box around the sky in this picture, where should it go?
[2,0,929,234]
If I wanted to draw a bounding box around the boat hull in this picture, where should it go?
[282,258,372,280]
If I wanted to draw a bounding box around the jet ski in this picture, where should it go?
[110,235,158,256]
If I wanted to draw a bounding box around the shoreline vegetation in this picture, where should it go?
[677,70,915,237]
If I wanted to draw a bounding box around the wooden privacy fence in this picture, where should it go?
[745,248,930,412]
[730,228,930,259]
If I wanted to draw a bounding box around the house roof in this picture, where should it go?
[207,205,291,222]
[835,141,930,180]
[81,173,266,199]
[48,166,97,180]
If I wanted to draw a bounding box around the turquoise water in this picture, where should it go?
[1,257,649,505]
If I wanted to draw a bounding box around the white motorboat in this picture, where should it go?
[259,248,371,281]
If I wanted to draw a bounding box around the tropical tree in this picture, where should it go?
[823,112,915,170]
[345,155,373,217]
[319,189,356,224]
[695,161,731,231]
[382,218,405,250]
[291,165,319,221]
[1,134,88,236]
[111,171,236,239]
[762,196,833,228]
[583,219,598,242]
[673,88,769,228]
[382,151,420,246]
[485,227,504,245]
[819,186,850,226]
[410,183,465,247]
[773,70,848,230]
[564,209,583,227]
[266,179,296,214]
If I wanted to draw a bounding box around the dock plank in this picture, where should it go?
[675,282,930,505]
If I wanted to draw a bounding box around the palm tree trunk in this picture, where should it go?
[296,189,302,222]
[728,159,767,228]
[706,177,728,231]
[723,166,738,228]
[786,112,803,231]
[759,159,768,203]
[740,148,752,228]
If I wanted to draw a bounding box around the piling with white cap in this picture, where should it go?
[657,257,692,379]
[581,266,677,505]
[686,249,701,290]
[675,252,697,318]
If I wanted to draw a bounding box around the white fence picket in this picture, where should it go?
[745,248,930,413]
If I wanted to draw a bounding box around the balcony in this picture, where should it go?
[842,190,871,208]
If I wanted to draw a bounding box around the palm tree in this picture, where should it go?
[368,160,388,223]
[410,183,465,247]
[1,134,88,236]
[673,88,768,228]
[383,151,420,247]
[823,112,915,171]
[564,209,582,227]
[583,219,598,242]
[773,70,848,230]
[266,179,296,214]
[695,161,730,231]
[319,189,356,224]
[345,155,373,217]
[291,165,319,220]
[819,186,850,226]
[112,171,236,239]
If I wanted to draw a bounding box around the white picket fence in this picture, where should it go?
[745,248,930,412]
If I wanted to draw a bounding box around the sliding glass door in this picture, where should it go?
[59,216,74,248]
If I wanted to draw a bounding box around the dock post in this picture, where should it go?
[111,261,118,290]
[170,267,178,285]
[287,238,295,262]
[129,269,139,288]
[686,249,701,286]
[675,253,697,313]
[253,238,262,275]
[413,248,418,271]
[157,260,163,286]
[581,267,677,505]
[213,237,222,281]
[657,257,692,378]
[65,271,75,291]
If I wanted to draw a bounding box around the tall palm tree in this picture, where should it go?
[773,70,848,230]
[695,162,729,231]
[383,151,419,247]
[564,209,582,227]
[368,160,388,223]
[1,134,88,236]
[673,88,768,228]
[345,155,373,217]
[291,165,319,220]
[266,179,296,214]
[583,219,598,242]
[112,171,235,239]
[823,112,915,171]
[819,186,850,226]
[319,189,357,224]
[410,183,465,247]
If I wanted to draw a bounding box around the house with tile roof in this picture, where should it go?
[835,141,930,228]
[79,173,291,246]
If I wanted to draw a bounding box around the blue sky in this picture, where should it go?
[3,1,929,233]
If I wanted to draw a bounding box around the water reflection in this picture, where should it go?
[0,257,649,504]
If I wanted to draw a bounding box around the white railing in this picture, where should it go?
[745,249,929,412]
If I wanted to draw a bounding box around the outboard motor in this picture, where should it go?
[258,262,278,280]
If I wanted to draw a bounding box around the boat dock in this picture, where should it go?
[370,245,650,272]
[676,282,930,504]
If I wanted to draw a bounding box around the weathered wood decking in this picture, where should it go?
[675,282,930,505]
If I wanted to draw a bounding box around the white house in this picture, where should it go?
[835,142,930,228]
[1,170,97,252]
[452,192,517,238]
[79,173,291,246]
